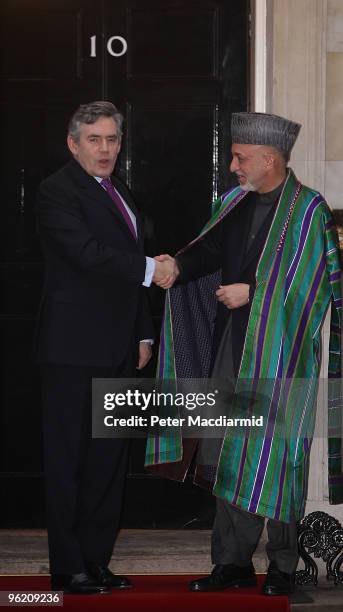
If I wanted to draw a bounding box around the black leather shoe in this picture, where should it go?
[189,563,257,592]
[51,572,110,594]
[86,564,132,589]
[263,561,295,596]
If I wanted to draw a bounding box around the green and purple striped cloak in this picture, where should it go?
[145,169,343,522]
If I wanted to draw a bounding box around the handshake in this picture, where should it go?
[152,254,180,289]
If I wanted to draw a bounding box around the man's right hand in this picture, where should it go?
[153,254,180,289]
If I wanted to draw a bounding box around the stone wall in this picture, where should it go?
[253,0,343,526]
[326,0,343,208]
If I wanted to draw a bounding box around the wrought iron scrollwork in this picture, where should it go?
[296,511,343,586]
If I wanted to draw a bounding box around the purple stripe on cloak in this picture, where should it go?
[286,256,326,377]
[235,202,289,505]
[274,445,288,520]
[232,374,262,505]
[221,188,235,202]
[254,249,283,377]
[248,356,283,513]
[219,190,247,218]
[214,191,248,227]
[285,196,322,295]
[329,271,341,282]
[234,183,301,505]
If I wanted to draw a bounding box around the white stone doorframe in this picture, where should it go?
[251,0,343,531]
[250,0,267,112]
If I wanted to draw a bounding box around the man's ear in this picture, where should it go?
[67,134,78,156]
[263,151,276,170]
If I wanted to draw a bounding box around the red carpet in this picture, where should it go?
[0,575,290,611]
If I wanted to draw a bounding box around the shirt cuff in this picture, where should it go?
[140,339,154,345]
[143,256,155,287]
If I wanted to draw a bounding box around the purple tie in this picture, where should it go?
[101,178,137,240]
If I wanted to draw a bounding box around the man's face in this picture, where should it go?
[67,116,121,178]
[230,143,271,192]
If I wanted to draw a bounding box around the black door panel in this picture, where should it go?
[0,0,248,527]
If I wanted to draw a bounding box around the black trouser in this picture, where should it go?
[40,362,131,574]
[211,498,299,574]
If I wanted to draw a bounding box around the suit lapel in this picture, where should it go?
[68,159,141,244]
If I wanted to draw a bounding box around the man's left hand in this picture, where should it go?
[137,341,153,369]
[216,283,250,309]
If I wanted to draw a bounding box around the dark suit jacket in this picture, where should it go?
[34,158,154,366]
[176,193,275,375]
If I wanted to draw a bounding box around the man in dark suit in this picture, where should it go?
[35,101,172,594]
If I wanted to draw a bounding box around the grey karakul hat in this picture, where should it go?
[231,112,301,156]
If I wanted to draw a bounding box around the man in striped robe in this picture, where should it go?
[147,112,342,596]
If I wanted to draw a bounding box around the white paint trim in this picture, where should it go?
[253,0,267,112]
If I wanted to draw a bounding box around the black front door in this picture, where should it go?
[0,0,249,527]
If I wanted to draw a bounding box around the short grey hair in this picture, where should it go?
[68,101,124,141]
